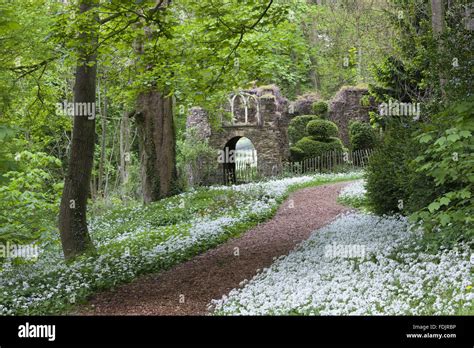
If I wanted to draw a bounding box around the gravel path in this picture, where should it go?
[79,181,351,315]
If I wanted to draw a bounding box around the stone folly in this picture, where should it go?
[186,85,291,184]
[186,85,375,185]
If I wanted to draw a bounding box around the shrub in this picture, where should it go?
[288,115,319,145]
[410,99,474,247]
[289,146,305,161]
[306,119,338,140]
[312,101,328,118]
[0,151,63,245]
[349,121,377,150]
[293,137,320,157]
[290,120,344,161]
[176,128,218,189]
[365,131,410,215]
[0,125,18,184]
[365,122,436,215]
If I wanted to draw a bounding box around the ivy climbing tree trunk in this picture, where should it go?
[58,0,98,260]
[136,90,177,203]
[133,0,177,204]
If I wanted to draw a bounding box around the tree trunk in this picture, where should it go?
[120,109,131,198]
[58,0,98,260]
[431,0,445,37]
[98,77,107,197]
[309,55,321,91]
[304,10,321,91]
[133,1,177,203]
[135,108,158,203]
[431,0,446,97]
[103,117,118,198]
[136,90,177,203]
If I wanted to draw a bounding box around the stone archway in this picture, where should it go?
[218,86,290,179]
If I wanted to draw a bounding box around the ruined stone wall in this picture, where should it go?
[186,107,211,139]
[328,87,376,146]
[288,92,323,116]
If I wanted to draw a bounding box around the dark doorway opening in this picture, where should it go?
[222,136,257,184]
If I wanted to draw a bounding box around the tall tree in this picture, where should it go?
[58,0,98,260]
[131,0,177,202]
[97,73,108,197]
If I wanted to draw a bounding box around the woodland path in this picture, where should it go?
[79,181,351,315]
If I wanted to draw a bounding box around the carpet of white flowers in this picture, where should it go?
[337,179,368,209]
[338,179,366,200]
[210,211,473,315]
[0,171,362,315]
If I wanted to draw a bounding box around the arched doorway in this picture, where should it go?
[222,136,257,184]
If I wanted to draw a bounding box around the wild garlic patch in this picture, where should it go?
[0,171,362,315]
[211,212,473,315]
[338,179,366,200]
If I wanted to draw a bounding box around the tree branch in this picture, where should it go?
[207,0,274,92]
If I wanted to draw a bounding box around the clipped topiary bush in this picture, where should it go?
[293,137,322,156]
[349,121,377,151]
[306,119,339,140]
[288,115,319,144]
[291,136,344,160]
[290,119,344,161]
[312,101,328,118]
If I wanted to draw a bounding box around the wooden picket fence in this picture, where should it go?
[221,148,374,185]
[283,148,374,175]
